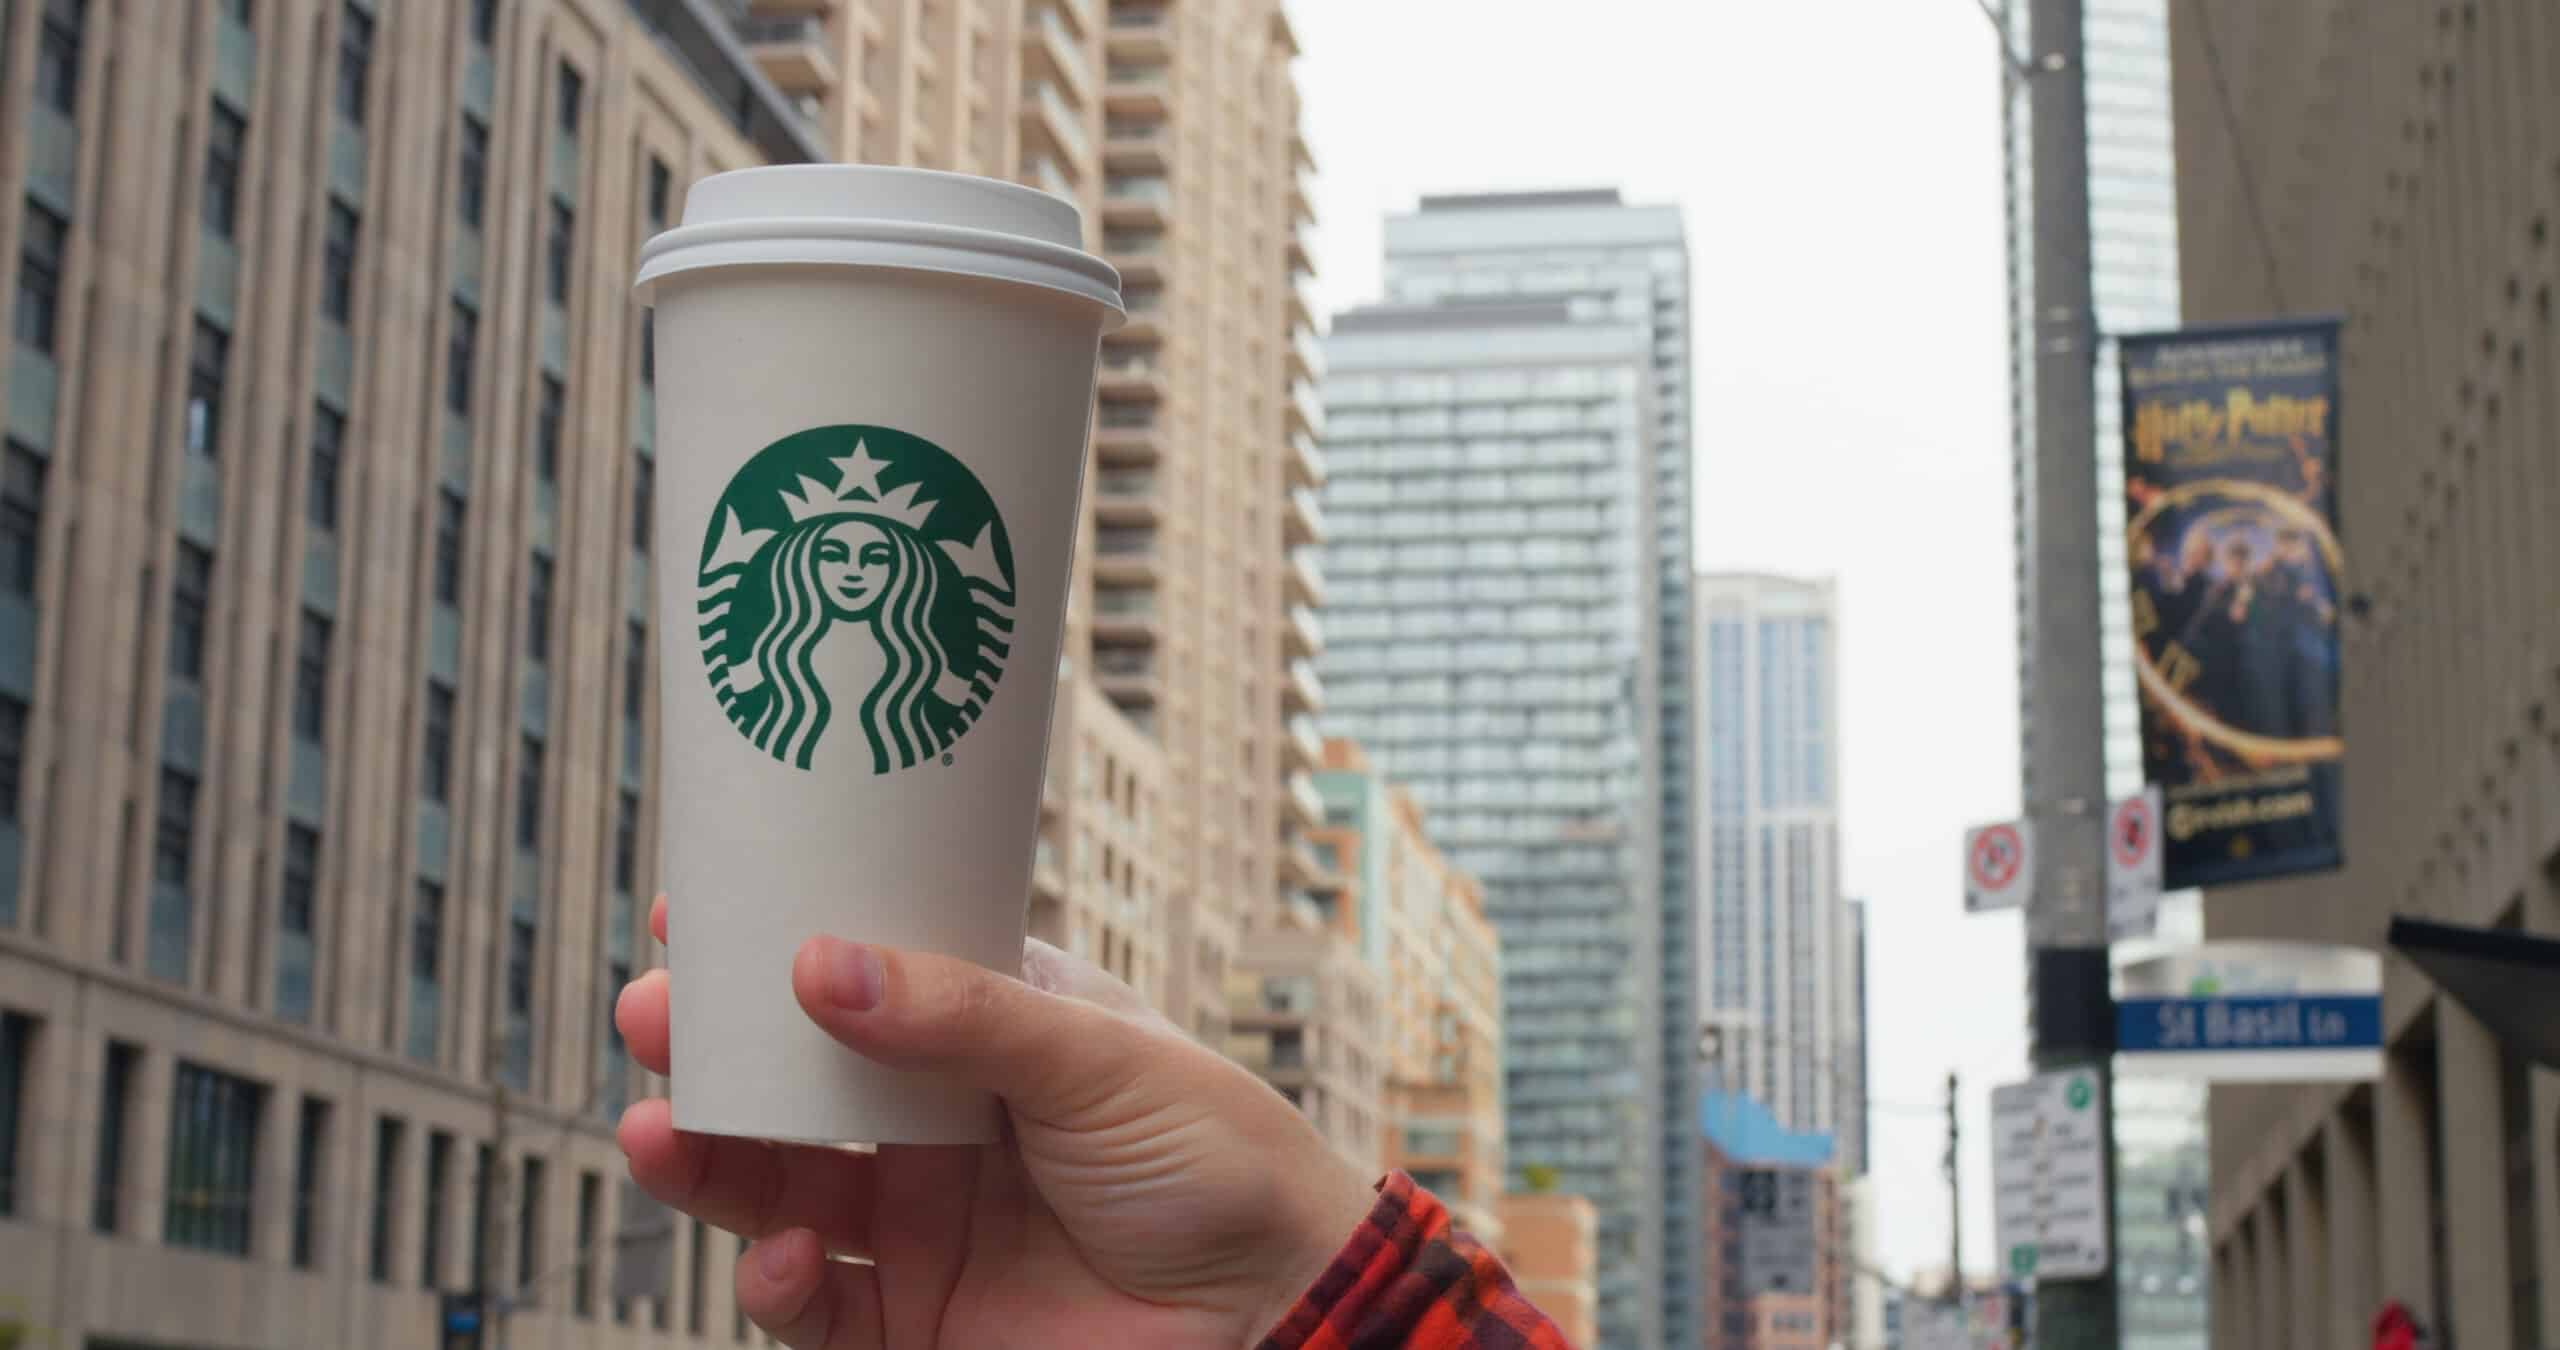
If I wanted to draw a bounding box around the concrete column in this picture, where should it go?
[2438,1000,2515,1350]
[252,1081,296,1266]
[2324,1108,2381,1349]
[2374,1034,2439,1327]
[130,1044,175,1244]
[2286,1152,2328,1350]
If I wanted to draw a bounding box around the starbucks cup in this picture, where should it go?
[634,166,1121,1144]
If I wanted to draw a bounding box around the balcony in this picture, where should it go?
[1286,224,1314,273]
[1093,467,1159,526]
[1021,151,1078,203]
[1104,62,1170,118]
[1097,347,1167,399]
[1091,585,1161,645]
[1284,485,1324,546]
[1102,173,1170,228]
[1102,228,1166,286]
[740,15,839,95]
[1278,830,1337,889]
[1023,5,1095,105]
[1289,774,1327,829]
[1286,714,1324,770]
[747,0,836,12]
[1287,379,1323,436]
[1286,432,1326,488]
[1106,6,1171,61]
[1033,837,1067,901]
[1290,168,1314,223]
[1284,546,1324,606]
[1286,270,1317,330]
[1115,285,1167,342]
[1095,645,1162,706]
[1287,322,1323,382]
[1104,117,1168,172]
[1020,76,1093,171]
[1283,658,1324,714]
[1092,526,1161,585]
[1284,603,1323,658]
[1095,399,1163,465]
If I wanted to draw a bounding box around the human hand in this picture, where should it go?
[614,895,1377,1349]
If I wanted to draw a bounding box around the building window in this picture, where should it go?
[412,880,444,982]
[2,443,44,597]
[421,1130,452,1290]
[545,200,574,305]
[505,918,535,1017]
[432,490,465,606]
[516,735,543,849]
[622,621,647,723]
[185,318,229,456]
[525,554,552,655]
[422,681,454,803]
[307,404,343,531]
[630,456,652,552]
[369,1116,402,1282]
[12,202,67,356]
[556,62,583,135]
[0,697,19,848]
[92,1040,137,1232]
[335,4,373,124]
[516,1155,546,1303]
[613,790,638,894]
[321,199,359,322]
[469,0,498,46]
[293,610,331,742]
[281,824,318,943]
[637,313,655,386]
[456,114,489,229]
[646,156,671,228]
[153,769,197,887]
[166,1061,264,1254]
[447,300,477,415]
[688,1217,710,1335]
[0,1012,27,1218]
[289,1096,328,1269]
[203,102,246,238]
[573,1172,600,1317]
[535,376,563,483]
[34,0,85,114]
[469,1145,492,1290]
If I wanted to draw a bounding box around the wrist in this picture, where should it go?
[1233,1156,1379,1348]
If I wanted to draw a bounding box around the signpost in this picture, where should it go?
[1988,1066,2111,1283]
[1963,820,2035,913]
[2103,788,2162,942]
[2115,940,2385,1082]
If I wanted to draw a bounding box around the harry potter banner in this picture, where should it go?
[2119,320,2345,890]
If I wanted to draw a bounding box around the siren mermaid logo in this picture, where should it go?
[696,425,1015,774]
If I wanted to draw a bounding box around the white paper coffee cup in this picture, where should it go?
[634,166,1121,1144]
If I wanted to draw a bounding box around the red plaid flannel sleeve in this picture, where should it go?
[1256,1171,1574,1350]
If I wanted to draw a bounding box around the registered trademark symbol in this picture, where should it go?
[942,753,955,766]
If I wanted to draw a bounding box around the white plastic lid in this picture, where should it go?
[633,165,1124,322]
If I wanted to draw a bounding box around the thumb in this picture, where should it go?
[791,936,1160,1126]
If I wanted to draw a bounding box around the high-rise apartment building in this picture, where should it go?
[1379,189,1700,1348]
[1694,574,1864,1177]
[2169,8,2560,1345]
[1318,295,1664,1346]
[0,0,1320,1343]
[1997,4,2208,1343]
[1312,738,1506,1237]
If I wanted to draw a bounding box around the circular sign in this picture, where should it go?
[2111,795,2156,869]
[2065,1076,2094,1111]
[695,425,1017,775]
[1970,824,2024,891]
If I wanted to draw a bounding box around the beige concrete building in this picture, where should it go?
[2165,2,2560,1347]
[1222,900,1386,1175]
[0,0,1317,1345]
[1496,1190,1600,1348]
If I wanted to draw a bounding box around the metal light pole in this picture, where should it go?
[2021,0,2122,1343]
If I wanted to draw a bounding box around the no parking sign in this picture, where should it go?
[1963,820,2033,913]
[2106,788,2164,941]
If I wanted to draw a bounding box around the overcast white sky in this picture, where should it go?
[1289,0,2033,1282]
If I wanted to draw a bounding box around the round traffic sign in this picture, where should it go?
[2111,796,2155,869]
[1970,824,2024,890]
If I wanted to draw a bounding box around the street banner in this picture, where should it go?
[1962,819,2033,913]
[2105,788,2164,942]
[2119,319,2346,890]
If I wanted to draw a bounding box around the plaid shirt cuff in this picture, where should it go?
[1255,1171,1574,1350]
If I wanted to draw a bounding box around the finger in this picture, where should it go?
[617,1098,877,1254]
[1019,936,1168,1027]
[792,939,1157,1128]
[614,969,672,1077]
[651,892,669,946]
[737,1229,883,1350]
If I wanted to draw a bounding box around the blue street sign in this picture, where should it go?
[2117,994,2381,1053]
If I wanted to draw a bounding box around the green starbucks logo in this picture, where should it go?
[697,425,1015,774]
